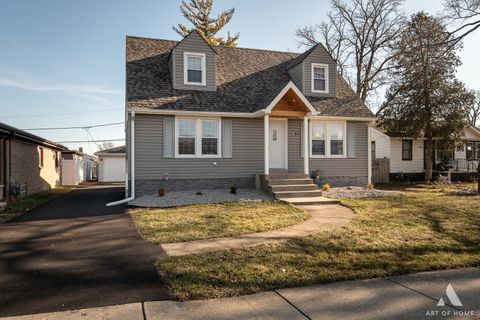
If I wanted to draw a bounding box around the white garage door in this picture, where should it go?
[101,156,125,182]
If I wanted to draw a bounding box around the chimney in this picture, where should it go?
[79,147,83,153]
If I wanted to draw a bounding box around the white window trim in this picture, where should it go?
[309,122,327,158]
[311,63,329,94]
[174,117,222,158]
[309,121,346,158]
[183,52,206,86]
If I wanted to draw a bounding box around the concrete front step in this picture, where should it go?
[278,196,341,205]
[268,173,309,180]
[270,184,319,192]
[268,178,314,185]
[273,190,323,198]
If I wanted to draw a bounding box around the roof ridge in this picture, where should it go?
[218,45,300,56]
[126,35,301,56]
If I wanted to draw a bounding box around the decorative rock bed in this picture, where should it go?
[323,186,403,199]
[129,188,273,208]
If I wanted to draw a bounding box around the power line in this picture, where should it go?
[22,121,124,130]
[58,138,125,143]
[3,108,122,119]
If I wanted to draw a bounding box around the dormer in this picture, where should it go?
[169,30,217,91]
[288,43,336,98]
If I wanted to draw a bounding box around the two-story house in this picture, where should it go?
[120,30,375,203]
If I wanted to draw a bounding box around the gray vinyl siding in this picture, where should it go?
[288,120,368,176]
[288,63,303,91]
[303,44,336,97]
[134,114,263,180]
[172,31,216,91]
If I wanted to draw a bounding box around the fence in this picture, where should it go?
[372,158,390,184]
[435,159,480,172]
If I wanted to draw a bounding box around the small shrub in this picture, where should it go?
[196,191,203,195]
[322,184,331,191]
[158,188,166,197]
[367,183,375,190]
[230,186,237,194]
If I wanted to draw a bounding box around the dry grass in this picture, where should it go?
[130,201,307,243]
[156,183,480,300]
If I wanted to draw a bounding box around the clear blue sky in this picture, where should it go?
[1,0,478,154]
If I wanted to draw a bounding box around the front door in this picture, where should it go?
[269,120,287,169]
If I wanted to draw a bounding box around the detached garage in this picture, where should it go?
[95,146,125,182]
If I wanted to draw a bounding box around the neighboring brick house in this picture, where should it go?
[122,30,375,204]
[0,121,67,202]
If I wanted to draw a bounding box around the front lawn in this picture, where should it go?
[130,201,307,243]
[157,184,480,301]
[0,187,73,223]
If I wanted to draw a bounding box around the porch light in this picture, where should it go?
[467,145,472,151]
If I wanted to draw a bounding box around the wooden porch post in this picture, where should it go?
[303,116,309,175]
[264,114,269,175]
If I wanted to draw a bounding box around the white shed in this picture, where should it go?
[61,150,97,185]
[95,146,126,182]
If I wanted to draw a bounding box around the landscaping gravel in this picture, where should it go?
[129,188,273,208]
[323,186,403,199]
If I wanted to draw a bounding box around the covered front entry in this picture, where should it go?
[263,81,318,175]
[269,119,288,169]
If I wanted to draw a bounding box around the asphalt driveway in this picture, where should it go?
[0,185,168,317]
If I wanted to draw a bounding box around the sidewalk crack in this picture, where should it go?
[141,302,147,320]
[273,290,312,320]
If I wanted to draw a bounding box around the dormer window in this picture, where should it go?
[311,63,329,93]
[184,52,206,86]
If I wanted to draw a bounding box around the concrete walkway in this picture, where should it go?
[4,267,479,319]
[161,204,355,256]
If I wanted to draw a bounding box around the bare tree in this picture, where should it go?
[98,141,115,151]
[443,0,480,46]
[296,0,406,103]
[468,90,480,126]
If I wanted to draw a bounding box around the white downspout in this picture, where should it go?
[107,111,135,206]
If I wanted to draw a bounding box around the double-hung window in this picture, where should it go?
[184,52,206,85]
[329,124,344,156]
[178,119,196,155]
[201,120,219,155]
[176,118,221,157]
[311,123,326,156]
[38,147,44,167]
[402,139,413,161]
[311,63,329,93]
[466,141,480,159]
[310,122,345,157]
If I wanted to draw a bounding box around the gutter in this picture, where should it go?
[106,111,135,206]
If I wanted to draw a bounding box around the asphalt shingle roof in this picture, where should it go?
[95,145,125,155]
[126,36,374,118]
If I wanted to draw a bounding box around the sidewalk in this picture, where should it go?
[3,267,479,320]
[161,204,355,256]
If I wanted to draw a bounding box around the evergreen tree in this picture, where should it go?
[377,12,475,181]
[173,0,239,47]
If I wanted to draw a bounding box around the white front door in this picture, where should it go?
[269,119,287,169]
